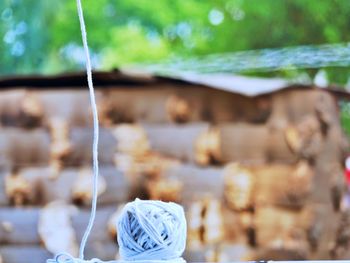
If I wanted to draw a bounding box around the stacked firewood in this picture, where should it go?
[0,85,349,262]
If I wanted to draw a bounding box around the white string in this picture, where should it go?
[75,0,100,260]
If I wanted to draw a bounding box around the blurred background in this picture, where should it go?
[1,0,350,262]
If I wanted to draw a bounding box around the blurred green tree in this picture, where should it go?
[1,0,350,83]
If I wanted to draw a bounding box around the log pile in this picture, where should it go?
[0,82,348,262]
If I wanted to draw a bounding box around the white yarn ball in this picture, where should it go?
[116,199,187,262]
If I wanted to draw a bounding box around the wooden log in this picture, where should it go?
[215,124,270,164]
[163,164,224,202]
[253,203,340,259]
[221,207,246,243]
[0,207,40,244]
[253,247,307,261]
[4,172,34,206]
[331,210,350,259]
[254,206,310,249]
[183,249,206,263]
[185,198,225,249]
[0,166,128,206]
[253,161,314,208]
[0,206,118,245]
[100,88,169,123]
[206,124,297,165]
[307,203,341,259]
[185,243,254,262]
[101,87,178,123]
[0,243,117,263]
[114,152,180,200]
[205,243,254,262]
[0,245,52,263]
[101,86,206,124]
[2,166,43,206]
[142,123,210,163]
[223,163,255,211]
[145,177,183,203]
[165,95,191,123]
[0,90,44,128]
[266,128,297,163]
[112,124,150,156]
[268,89,339,127]
[72,206,117,243]
[48,118,71,162]
[186,200,203,250]
[0,90,26,126]
[107,205,125,240]
[205,89,271,123]
[202,199,225,244]
[83,241,118,261]
[285,115,323,160]
[38,202,79,256]
[194,128,220,166]
[0,128,50,167]
[71,167,107,205]
[96,167,129,205]
[0,170,8,206]
[19,166,129,206]
[0,90,105,128]
[65,127,116,166]
[312,126,347,205]
[36,90,101,127]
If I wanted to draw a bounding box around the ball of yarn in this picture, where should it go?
[117,198,187,262]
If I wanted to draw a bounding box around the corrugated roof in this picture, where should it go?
[0,69,349,98]
[154,71,290,96]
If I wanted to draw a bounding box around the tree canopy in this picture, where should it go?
[1,0,350,83]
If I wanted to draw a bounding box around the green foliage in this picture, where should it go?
[2,0,350,79]
[341,102,350,137]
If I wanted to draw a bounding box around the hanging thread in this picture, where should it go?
[47,0,100,262]
[75,0,100,259]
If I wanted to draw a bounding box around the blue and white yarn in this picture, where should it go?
[47,199,187,263]
[117,199,187,263]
